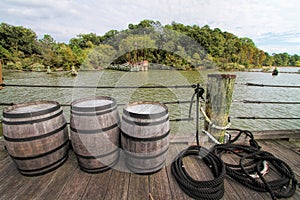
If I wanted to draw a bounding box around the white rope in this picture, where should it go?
[200,106,231,130]
[202,130,221,144]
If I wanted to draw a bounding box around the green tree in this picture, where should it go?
[263,53,274,66]
[273,53,290,66]
[289,54,300,66]
[0,23,39,58]
[55,44,75,70]
[0,44,12,63]
[81,44,117,70]
[38,34,57,68]
[119,35,156,63]
[69,33,101,49]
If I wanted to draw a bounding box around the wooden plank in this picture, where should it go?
[0,152,74,200]
[221,153,268,200]
[57,166,92,200]
[0,140,8,161]
[252,129,300,140]
[8,171,54,200]
[276,140,300,155]
[205,74,236,143]
[259,140,300,184]
[81,170,112,200]
[223,179,244,200]
[260,141,300,168]
[0,156,11,172]
[104,170,130,200]
[0,164,30,200]
[127,173,149,200]
[166,144,191,200]
[169,135,195,144]
[149,167,172,200]
[220,141,300,200]
[36,153,77,199]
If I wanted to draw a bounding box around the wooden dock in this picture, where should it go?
[0,135,300,200]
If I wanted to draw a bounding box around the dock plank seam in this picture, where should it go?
[99,170,113,200]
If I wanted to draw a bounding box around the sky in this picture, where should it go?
[0,0,299,55]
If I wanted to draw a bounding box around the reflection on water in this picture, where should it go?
[1,68,299,136]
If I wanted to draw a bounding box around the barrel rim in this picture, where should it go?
[123,101,168,119]
[121,129,170,142]
[3,100,60,119]
[71,96,117,112]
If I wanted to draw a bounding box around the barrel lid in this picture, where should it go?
[123,101,168,119]
[3,100,60,118]
[71,96,116,112]
[126,104,165,115]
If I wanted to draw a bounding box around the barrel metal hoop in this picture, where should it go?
[2,110,63,125]
[124,146,169,159]
[18,152,69,175]
[126,160,165,173]
[79,156,119,173]
[123,109,167,119]
[4,123,67,142]
[70,106,117,116]
[9,139,69,160]
[3,104,61,118]
[74,147,119,159]
[122,115,169,126]
[121,130,170,142]
[71,97,117,112]
[70,123,119,134]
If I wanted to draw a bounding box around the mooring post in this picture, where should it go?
[204,74,236,143]
[0,60,3,90]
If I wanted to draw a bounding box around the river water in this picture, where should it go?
[1,67,299,137]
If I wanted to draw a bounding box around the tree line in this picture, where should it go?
[1,20,299,71]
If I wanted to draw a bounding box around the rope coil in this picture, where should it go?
[171,145,225,200]
[213,129,298,200]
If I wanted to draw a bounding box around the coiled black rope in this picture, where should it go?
[171,145,225,200]
[213,129,298,200]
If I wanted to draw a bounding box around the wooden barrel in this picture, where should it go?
[70,96,120,173]
[2,100,69,176]
[121,101,170,174]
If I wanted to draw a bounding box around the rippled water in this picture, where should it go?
[231,70,300,130]
[1,68,299,137]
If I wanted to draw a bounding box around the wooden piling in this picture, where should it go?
[204,74,236,143]
[0,60,3,90]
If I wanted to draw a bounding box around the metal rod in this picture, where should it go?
[233,100,300,104]
[0,100,196,107]
[231,116,300,120]
[245,83,300,88]
[0,83,195,89]
[196,83,200,146]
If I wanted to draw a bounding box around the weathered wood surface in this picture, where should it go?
[172,129,300,144]
[121,101,170,174]
[70,97,120,173]
[2,101,69,176]
[252,129,300,140]
[204,74,236,143]
[0,138,299,200]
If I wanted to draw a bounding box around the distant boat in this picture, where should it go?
[46,66,57,75]
[130,66,140,72]
[47,66,53,74]
[272,68,278,76]
[70,66,78,76]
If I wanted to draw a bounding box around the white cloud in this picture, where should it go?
[0,0,299,54]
